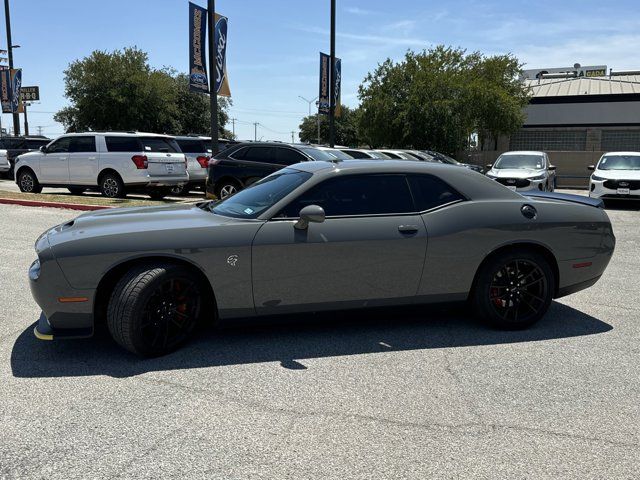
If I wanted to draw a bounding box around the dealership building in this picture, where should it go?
[478,64,640,187]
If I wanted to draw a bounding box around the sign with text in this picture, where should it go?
[189,2,209,94]
[334,57,342,117]
[20,85,39,102]
[0,69,10,113]
[213,12,230,97]
[318,52,330,114]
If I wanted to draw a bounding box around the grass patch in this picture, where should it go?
[0,189,192,208]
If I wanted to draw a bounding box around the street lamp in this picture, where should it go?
[298,95,320,145]
[298,95,318,117]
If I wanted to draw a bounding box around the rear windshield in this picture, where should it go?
[322,149,352,160]
[177,139,209,154]
[598,155,640,170]
[141,137,180,153]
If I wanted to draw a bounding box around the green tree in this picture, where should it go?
[298,105,360,146]
[55,47,231,136]
[357,46,530,153]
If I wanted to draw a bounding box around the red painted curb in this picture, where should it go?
[0,197,113,211]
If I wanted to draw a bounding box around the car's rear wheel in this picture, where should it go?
[100,173,126,198]
[170,184,189,196]
[17,169,43,193]
[107,263,203,357]
[67,187,85,195]
[472,249,555,329]
[215,180,240,199]
[148,188,171,200]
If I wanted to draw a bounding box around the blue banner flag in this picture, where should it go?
[333,58,342,117]
[189,2,209,94]
[0,69,11,113]
[318,52,330,114]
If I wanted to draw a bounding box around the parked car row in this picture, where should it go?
[12,132,238,199]
[205,142,484,199]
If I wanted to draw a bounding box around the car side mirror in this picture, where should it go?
[548,165,557,171]
[294,205,325,230]
[39,145,47,153]
[587,165,595,171]
[486,164,493,170]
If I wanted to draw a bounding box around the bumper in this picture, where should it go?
[34,311,93,340]
[590,181,640,199]
[0,164,10,172]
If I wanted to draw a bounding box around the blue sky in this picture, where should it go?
[5,0,640,141]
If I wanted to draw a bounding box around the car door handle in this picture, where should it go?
[398,225,419,234]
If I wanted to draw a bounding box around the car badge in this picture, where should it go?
[619,181,629,187]
[227,255,239,267]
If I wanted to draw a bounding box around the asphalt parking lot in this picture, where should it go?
[1,197,639,479]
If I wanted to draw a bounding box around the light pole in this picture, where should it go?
[328,0,336,147]
[298,95,319,144]
[4,0,19,136]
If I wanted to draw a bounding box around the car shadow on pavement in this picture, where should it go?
[11,301,612,379]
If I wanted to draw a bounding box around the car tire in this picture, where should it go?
[100,172,126,198]
[107,263,203,357]
[17,169,43,193]
[67,187,85,195]
[472,249,555,330]
[148,188,170,200]
[215,179,241,199]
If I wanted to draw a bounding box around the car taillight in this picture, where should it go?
[131,155,148,169]
[196,155,210,168]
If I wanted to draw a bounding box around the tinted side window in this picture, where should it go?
[274,147,306,165]
[2,138,26,149]
[105,136,141,152]
[140,137,179,153]
[242,147,275,162]
[47,137,71,153]
[407,175,465,211]
[280,174,414,217]
[176,139,206,153]
[69,136,96,153]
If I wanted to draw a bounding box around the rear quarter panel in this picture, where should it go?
[418,198,612,298]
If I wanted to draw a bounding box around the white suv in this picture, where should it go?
[589,151,640,201]
[14,132,188,199]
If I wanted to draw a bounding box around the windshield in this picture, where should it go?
[598,155,640,170]
[212,169,312,218]
[429,151,461,165]
[300,147,338,162]
[494,154,544,170]
[369,151,391,159]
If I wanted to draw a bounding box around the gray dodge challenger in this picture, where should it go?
[30,160,615,356]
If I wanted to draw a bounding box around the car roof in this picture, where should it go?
[60,131,174,138]
[500,151,545,156]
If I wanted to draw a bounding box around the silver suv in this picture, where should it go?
[14,132,188,199]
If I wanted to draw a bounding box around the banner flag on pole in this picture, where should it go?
[333,57,342,117]
[318,52,330,114]
[214,13,230,97]
[189,2,209,93]
[0,69,11,113]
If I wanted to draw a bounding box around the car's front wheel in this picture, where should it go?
[17,169,43,193]
[107,263,203,357]
[472,249,555,329]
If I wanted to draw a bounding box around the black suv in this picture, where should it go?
[0,136,51,178]
[206,142,337,199]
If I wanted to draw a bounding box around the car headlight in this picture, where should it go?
[486,173,497,179]
[591,175,606,182]
[29,259,41,281]
[528,174,546,181]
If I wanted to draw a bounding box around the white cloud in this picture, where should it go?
[344,7,378,16]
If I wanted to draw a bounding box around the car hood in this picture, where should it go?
[489,168,545,178]
[594,169,640,180]
[46,202,241,248]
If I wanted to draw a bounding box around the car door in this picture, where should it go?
[40,137,71,184]
[68,135,98,185]
[236,146,282,183]
[251,174,428,313]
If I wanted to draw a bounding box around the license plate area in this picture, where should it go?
[617,188,630,195]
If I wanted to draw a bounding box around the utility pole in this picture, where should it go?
[36,125,43,136]
[230,117,236,138]
[253,122,258,141]
[207,0,218,155]
[317,101,321,144]
[328,0,336,147]
[4,0,19,137]
[291,131,295,143]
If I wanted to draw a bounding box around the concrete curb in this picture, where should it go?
[0,197,113,211]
